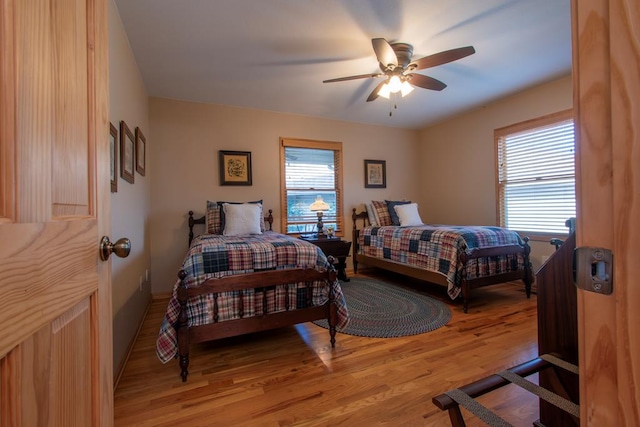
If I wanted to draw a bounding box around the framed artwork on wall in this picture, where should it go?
[120,120,135,184]
[110,122,118,193]
[135,127,146,176]
[219,150,252,186]
[364,159,386,188]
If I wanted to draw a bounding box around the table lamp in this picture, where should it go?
[309,195,330,235]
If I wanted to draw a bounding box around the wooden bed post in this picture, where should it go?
[326,257,338,348]
[188,211,196,246]
[352,208,366,273]
[458,250,471,313]
[176,269,190,382]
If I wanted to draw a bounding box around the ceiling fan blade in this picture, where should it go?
[407,74,447,91]
[409,46,476,71]
[372,38,398,69]
[323,73,382,83]
[366,80,388,102]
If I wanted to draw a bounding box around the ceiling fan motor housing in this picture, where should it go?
[389,42,413,70]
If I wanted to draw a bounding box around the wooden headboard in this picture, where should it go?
[187,209,274,246]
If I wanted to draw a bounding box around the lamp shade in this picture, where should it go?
[309,195,330,212]
[378,83,391,99]
[400,80,414,97]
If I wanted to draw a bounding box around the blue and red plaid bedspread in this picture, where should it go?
[156,232,349,363]
[358,225,526,299]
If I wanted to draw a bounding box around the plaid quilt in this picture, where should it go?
[156,232,349,363]
[358,225,526,299]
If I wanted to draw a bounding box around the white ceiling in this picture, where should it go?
[113,0,572,130]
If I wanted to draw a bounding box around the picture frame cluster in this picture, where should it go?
[110,120,146,192]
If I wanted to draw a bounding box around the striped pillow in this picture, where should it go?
[365,202,378,226]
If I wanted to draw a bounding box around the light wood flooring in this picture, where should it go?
[114,271,539,426]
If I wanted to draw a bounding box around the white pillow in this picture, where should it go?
[365,202,378,226]
[394,203,423,226]
[221,203,263,236]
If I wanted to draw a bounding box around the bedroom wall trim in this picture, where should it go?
[153,291,173,300]
[113,296,152,390]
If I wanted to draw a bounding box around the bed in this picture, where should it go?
[156,202,349,381]
[352,201,533,312]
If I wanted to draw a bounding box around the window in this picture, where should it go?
[280,138,343,235]
[495,109,575,236]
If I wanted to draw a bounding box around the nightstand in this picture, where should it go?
[301,236,352,282]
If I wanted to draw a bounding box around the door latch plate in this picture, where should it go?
[574,247,613,295]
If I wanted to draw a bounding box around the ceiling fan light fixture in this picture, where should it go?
[388,75,402,93]
[378,83,391,99]
[400,81,414,97]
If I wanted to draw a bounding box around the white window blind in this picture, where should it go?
[280,139,343,234]
[497,113,576,235]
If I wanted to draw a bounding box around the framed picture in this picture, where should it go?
[109,122,118,193]
[219,150,252,186]
[364,159,386,188]
[135,127,146,176]
[120,120,135,184]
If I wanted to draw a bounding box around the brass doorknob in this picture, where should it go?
[100,236,131,261]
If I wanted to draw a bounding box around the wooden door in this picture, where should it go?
[0,0,111,425]
[573,0,639,425]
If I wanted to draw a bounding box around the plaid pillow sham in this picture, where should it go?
[370,200,392,226]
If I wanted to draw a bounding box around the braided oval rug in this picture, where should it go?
[314,277,451,338]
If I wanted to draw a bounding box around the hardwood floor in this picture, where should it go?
[114,271,539,426]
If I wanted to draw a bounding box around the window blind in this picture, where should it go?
[497,115,576,235]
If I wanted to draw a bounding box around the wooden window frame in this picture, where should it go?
[279,137,344,236]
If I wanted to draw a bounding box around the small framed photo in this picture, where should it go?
[135,127,146,176]
[109,122,118,193]
[219,150,252,186]
[120,120,135,184]
[364,159,386,188]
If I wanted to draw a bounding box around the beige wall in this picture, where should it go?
[149,98,420,293]
[418,76,574,269]
[108,0,151,376]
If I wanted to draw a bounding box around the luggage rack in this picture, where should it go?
[432,353,579,427]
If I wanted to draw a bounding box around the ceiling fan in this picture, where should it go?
[323,38,476,102]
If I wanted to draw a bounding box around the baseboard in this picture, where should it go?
[113,297,152,391]
[153,291,172,300]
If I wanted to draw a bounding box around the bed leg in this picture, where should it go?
[180,354,190,382]
[328,270,338,348]
[177,269,190,381]
[462,285,470,313]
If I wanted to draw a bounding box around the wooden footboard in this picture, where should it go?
[176,266,338,382]
[351,208,533,312]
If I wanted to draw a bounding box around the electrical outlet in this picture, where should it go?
[139,276,143,291]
